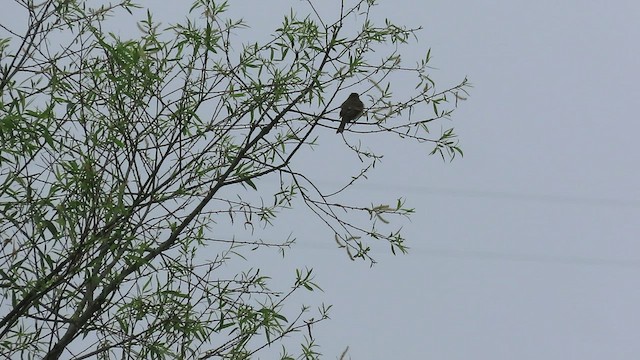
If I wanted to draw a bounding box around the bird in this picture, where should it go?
[336,92,364,133]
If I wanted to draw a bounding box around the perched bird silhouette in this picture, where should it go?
[336,92,364,133]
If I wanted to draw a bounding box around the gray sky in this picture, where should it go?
[5,0,640,359]
[257,1,640,359]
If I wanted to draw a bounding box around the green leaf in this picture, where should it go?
[244,177,257,190]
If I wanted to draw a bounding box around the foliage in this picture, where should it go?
[0,0,468,358]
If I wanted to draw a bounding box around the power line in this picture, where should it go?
[286,239,640,269]
[350,183,640,208]
[410,247,640,269]
[257,176,640,208]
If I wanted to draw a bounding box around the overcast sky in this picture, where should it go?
[254,1,640,359]
[5,0,640,359]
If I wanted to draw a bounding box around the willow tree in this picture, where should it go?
[0,0,468,358]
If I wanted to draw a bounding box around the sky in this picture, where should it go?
[186,0,639,359]
[4,0,640,359]
[251,1,640,359]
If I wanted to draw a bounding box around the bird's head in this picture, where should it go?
[349,92,360,99]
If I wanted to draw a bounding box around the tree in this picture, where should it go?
[0,0,469,358]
